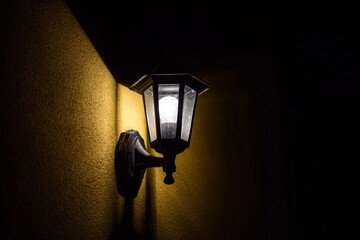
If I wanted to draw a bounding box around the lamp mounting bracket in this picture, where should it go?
[115,130,166,198]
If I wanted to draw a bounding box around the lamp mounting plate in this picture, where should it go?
[115,130,146,198]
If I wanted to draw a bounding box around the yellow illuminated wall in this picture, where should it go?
[0,0,285,239]
[0,0,117,238]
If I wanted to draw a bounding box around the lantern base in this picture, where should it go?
[115,130,176,198]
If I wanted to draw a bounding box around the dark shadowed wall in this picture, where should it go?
[152,61,285,240]
[0,0,286,239]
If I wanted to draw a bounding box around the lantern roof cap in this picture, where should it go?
[130,73,210,95]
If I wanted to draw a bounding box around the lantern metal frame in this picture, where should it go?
[115,73,209,198]
[131,73,209,154]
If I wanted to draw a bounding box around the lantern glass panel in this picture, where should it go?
[158,84,180,139]
[144,86,157,142]
[181,85,197,141]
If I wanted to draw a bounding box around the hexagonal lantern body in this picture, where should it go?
[130,73,210,156]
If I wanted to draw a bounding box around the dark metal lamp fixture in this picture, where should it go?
[115,71,210,198]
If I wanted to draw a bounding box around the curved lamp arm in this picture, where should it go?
[115,130,176,198]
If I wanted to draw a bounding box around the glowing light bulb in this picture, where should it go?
[159,96,178,123]
[159,96,178,138]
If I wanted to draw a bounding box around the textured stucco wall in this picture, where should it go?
[0,0,285,239]
[0,0,117,239]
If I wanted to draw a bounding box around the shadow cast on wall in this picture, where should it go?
[64,0,191,86]
[112,154,158,239]
[64,0,275,87]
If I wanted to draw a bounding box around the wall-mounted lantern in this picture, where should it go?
[115,71,209,198]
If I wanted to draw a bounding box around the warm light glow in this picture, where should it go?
[159,96,178,123]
